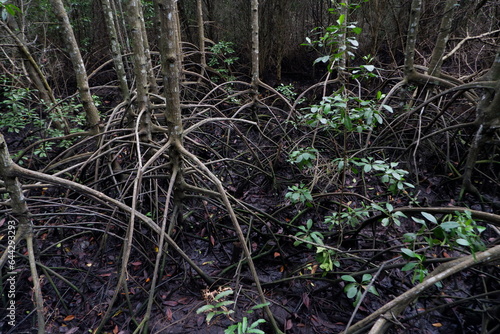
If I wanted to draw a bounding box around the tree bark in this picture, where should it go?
[251,0,260,91]
[403,0,422,80]
[49,0,101,134]
[427,0,457,76]
[197,0,207,68]
[101,0,130,103]
[461,47,500,198]
[0,134,45,334]
[124,0,152,139]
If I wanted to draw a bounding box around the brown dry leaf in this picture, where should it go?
[163,300,178,306]
[302,292,310,309]
[432,323,443,327]
[285,319,293,330]
[63,315,75,322]
[165,307,173,321]
[177,297,191,305]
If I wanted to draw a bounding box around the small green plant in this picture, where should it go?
[315,247,340,272]
[324,204,371,228]
[0,82,38,133]
[288,147,318,170]
[371,202,407,227]
[439,210,486,254]
[302,1,369,70]
[341,274,379,306]
[208,41,239,82]
[225,317,266,334]
[402,210,486,285]
[0,76,90,162]
[224,303,269,334]
[400,248,429,284]
[350,158,414,195]
[293,219,340,273]
[409,211,486,255]
[197,288,235,325]
[293,219,324,249]
[276,83,297,101]
[301,93,388,133]
[197,288,268,333]
[285,184,313,205]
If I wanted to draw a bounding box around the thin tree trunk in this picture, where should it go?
[251,0,260,91]
[101,0,130,103]
[461,47,500,198]
[125,0,153,140]
[158,0,183,143]
[0,134,45,334]
[337,0,348,77]
[49,0,101,134]
[427,0,457,76]
[138,0,159,94]
[1,18,55,104]
[197,0,207,68]
[404,0,422,80]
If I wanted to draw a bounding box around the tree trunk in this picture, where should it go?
[101,0,130,103]
[197,0,207,68]
[403,0,422,80]
[0,134,45,334]
[461,47,500,198]
[427,0,457,76]
[49,0,101,134]
[251,0,260,91]
[125,0,152,140]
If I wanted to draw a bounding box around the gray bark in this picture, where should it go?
[49,0,101,134]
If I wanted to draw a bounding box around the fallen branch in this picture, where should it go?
[341,243,500,334]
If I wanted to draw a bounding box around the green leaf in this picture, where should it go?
[215,300,234,308]
[224,325,237,334]
[214,289,234,300]
[206,313,217,324]
[421,212,437,224]
[440,221,459,231]
[306,219,313,229]
[249,302,270,311]
[337,14,346,25]
[401,248,417,258]
[412,217,426,226]
[345,284,358,298]
[250,319,266,328]
[382,104,393,113]
[341,275,356,283]
[352,27,362,34]
[402,262,418,271]
[456,238,470,246]
[314,55,331,64]
[361,274,372,283]
[347,38,359,47]
[196,305,214,313]
[362,65,375,72]
[367,285,380,296]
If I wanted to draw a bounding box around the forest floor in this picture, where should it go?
[2,75,500,334]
